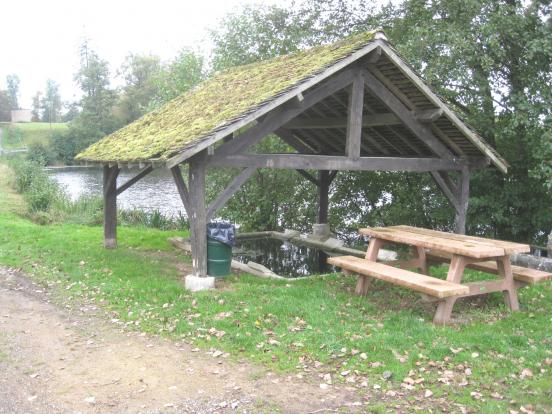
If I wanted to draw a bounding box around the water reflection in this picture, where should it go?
[47,166,186,218]
[234,238,337,278]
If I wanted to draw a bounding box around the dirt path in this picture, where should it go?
[0,267,369,414]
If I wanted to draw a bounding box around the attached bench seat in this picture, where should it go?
[328,256,469,298]
[426,250,552,285]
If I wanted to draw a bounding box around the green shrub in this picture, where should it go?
[25,172,63,212]
[26,141,55,165]
[11,159,43,193]
[119,208,188,230]
[9,159,64,214]
[51,130,77,165]
[54,194,104,225]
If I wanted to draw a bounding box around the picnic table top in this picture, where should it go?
[359,225,530,259]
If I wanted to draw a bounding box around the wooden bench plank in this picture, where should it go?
[360,227,505,258]
[328,256,469,298]
[395,225,530,255]
[426,251,552,285]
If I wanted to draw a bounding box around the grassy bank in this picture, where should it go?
[0,122,67,149]
[0,162,550,413]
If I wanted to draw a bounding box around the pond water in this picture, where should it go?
[47,166,185,217]
[234,237,338,278]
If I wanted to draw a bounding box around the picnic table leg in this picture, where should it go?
[355,238,384,296]
[413,246,428,275]
[497,256,520,311]
[433,255,466,325]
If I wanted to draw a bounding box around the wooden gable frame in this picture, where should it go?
[99,35,505,279]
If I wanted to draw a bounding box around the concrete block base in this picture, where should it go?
[185,275,215,292]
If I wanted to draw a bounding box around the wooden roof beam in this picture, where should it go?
[208,154,469,172]
[287,113,399,129]
[285,109,443,130]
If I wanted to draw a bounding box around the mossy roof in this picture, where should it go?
[76,31,378,163]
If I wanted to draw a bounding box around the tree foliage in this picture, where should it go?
[59,41,120,161]
[6,74,20,110]
[117,54,161,123]
[40,79,62,123]
[31,91,41,121]
[0,91,10,121]
[207,0,552,243]
[150,48,205,107]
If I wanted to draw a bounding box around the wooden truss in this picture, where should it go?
[101,45,496,278]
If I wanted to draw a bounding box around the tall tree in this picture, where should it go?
[40,79,62,123]
[150,48,204,107]
[377,0,552,243]
[210,5,314,72]
[52,40,120,162]
[31,91,41,121]
[6,74,20,110]
[207,0,552,242]
[0,91,11,121]
[74,40,118,134]
[117,54,161,123]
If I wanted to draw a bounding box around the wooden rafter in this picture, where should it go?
[208,68,359,163]
[362,69,454,160]
[374,40,507,172]
[165,42,380,168]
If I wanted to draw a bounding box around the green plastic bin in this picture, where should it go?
[207,238,232,277]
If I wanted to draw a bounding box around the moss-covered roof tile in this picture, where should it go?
[76,31,378,163]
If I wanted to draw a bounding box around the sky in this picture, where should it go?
[0,0,287,108]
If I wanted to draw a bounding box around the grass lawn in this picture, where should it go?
[0,122,67,149]
[0,162,550,413]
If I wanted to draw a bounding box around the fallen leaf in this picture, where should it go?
[520,368,533,379]
[84,396,96,404]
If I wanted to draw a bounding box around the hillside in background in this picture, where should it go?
[0,122,67,150]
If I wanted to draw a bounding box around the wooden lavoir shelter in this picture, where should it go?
[76,31,508,285]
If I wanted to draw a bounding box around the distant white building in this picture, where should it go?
[11,109,32,123]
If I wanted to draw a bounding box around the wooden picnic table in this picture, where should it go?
[329,225,535,324]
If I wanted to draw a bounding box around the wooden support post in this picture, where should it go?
[188,152,208,277]
[454,167,470,235]
[103,164,119,249]
[318,170,330,224]
[346,71,364,159]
